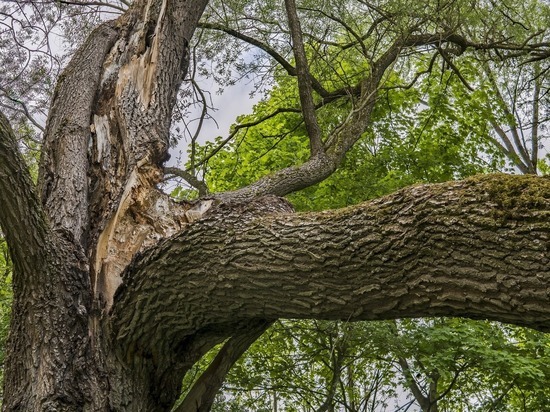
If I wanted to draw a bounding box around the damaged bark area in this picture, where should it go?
[3,0,210,409]
[83,0,209,310]
[38,21,119,248]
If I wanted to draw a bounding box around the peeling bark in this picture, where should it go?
[85,0,208,310]
[38,21,119,248]
[3,0,210,408]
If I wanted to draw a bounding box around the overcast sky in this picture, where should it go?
[168,74,260,169]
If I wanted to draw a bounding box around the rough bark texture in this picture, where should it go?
[114,175,550,347]
[0,0,549,410]
[38,21,119,248]
[1,110,94,411]
[98,174,550,409]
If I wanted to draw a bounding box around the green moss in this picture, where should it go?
[468,174,550,223]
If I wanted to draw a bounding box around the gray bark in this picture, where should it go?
[1,112,95,411]
[1,0,209,408]
[109,175,550,409]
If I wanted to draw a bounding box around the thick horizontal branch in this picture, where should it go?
[112,174,550,355]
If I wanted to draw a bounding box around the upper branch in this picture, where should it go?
[214,29,548,203]
[284,0,324,156]
[197,21,329,97]
[164,166,208,196]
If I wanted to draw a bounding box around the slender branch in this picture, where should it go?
[486,380,517,412]
[485,69,533,171]
[197,21,329,97]
[298,6,369,57]
[0,87,46,133]
[398,356,430,410]
[284,0,324,156]
[198,22,295,75]
[175,320,272,412]
[437,47,474,91]
[55,0,127,12]
[383,53,439,91]
[434,363,468,402]
[484,124,529,173]
[164,167,208,197]
[189,78,209,172]
[315,336,345,412]
[530,65,541,171]
[188,107,303,172]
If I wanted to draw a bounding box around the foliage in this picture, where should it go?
[0,235,12,403]
[210,321,400,411]
[197,64,507,211]
[206,319,550,411]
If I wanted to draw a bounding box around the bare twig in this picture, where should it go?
[0,87,45,133]
[197,21,329,97]
[189,107,303,172]
[164,167,209,197]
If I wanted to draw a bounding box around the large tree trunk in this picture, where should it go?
[2,0,209,409]
[0,1,549,411]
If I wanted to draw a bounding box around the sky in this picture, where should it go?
[167,63,263,173]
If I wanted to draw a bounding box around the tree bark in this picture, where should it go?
[1,0,209,408]
[1,109,95,411]
[1,0,549,410]
[114,175,550,345]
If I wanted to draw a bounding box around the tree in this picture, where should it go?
[0,0,549,410]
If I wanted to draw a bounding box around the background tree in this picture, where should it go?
[0,0,549,411]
